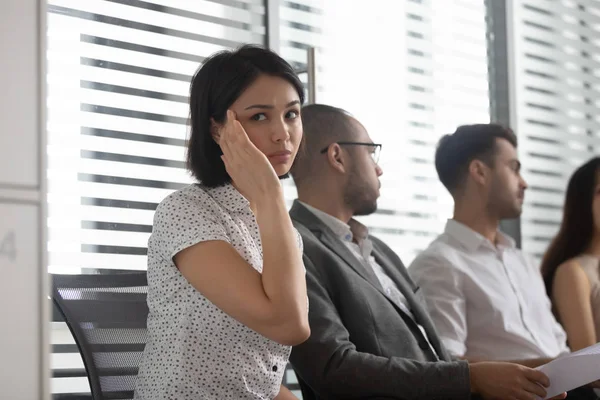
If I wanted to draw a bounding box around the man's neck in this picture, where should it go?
[453,201,500,245]
[297,192,353,225]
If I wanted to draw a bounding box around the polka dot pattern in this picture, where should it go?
[134,183,301,400]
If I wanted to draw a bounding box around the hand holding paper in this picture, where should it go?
[536,342,600,399]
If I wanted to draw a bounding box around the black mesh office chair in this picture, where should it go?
[52,272,148,400]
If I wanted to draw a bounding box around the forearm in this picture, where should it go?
[255,193,307,324]
[293,345,471,400]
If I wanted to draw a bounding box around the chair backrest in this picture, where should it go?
[52,272,148,400]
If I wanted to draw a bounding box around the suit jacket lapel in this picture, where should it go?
[318,230,384,291]
[289,201,384,293]
[371,248,426,321]
[372,241,449,360]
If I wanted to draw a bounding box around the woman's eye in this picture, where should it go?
[251,113,267,121]
[286,110,299,119]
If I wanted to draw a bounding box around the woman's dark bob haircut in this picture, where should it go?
[187,44,305,187]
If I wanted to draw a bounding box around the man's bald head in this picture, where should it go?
[292,104,358,186]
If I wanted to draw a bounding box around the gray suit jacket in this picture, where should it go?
[289,201,471,400]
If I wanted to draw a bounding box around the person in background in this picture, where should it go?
[409,124,568,364]
[542,157,600,351]
[288,105,562,400]
[410,124,598,399]
[134,45,309,400]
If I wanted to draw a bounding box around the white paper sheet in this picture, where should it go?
[536,343,600,399]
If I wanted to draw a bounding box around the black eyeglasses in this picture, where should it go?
[320,141,382,164]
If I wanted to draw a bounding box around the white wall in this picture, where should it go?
[0,1,49,399]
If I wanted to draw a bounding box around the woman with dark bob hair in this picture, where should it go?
[541,157,600,352]
[134,45,310,400]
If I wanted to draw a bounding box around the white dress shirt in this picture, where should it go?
[301,202,438,359]
[409,219,569,361]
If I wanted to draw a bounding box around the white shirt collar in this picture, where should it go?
[301,202,353,241]
[444,219,516,252]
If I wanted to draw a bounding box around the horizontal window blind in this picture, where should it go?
[47,0,265,276]
[47,0,266,397]
[280,0,323,71]
[304,0,490,264]
[510,0,600,261]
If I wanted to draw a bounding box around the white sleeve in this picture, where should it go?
[409,252,467,357]
[152,190,231,261]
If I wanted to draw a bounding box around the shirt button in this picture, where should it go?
[272,365,278,372]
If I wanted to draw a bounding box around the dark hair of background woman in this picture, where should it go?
[541,157,600,296]
[187,44,305,187]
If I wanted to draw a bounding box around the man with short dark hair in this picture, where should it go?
[289,109,562,400]
[410,124,569,365]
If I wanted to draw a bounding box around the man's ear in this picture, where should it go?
[469,159,489,186]
[327,144,347,174]
[210,118,220,144]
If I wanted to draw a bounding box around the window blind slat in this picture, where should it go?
[515,1,600,262]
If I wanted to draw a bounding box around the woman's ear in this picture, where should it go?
[210,118,220,144]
